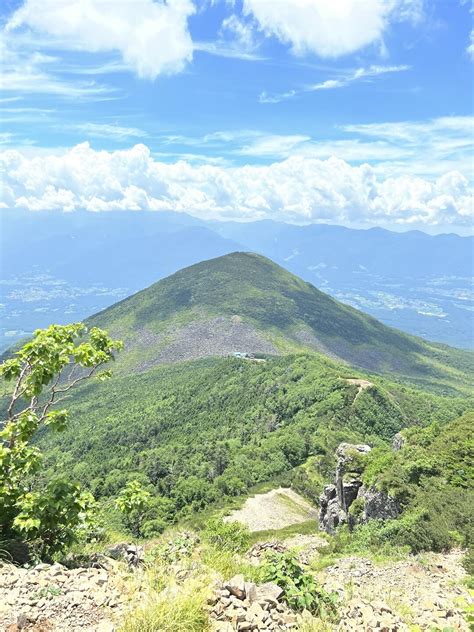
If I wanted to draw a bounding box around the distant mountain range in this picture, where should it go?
[1,210,472,351]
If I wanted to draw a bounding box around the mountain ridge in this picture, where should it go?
[2,210,472,350]
[88,252,472,393]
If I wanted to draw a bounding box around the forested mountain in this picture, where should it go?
[88,252,472,394]
[2,249,473,629]
[40,354,473,531]
[1,210,472,351]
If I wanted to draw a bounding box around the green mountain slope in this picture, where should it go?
[89,252,472,393]
[40,354,473,529]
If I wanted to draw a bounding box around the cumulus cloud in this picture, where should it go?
[6,0,195,79]
[1,142,471,228]
[243,0,422,58]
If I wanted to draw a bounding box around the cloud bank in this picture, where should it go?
[1,143,471,228]
[243,0,422,58]
[6,0,195,79]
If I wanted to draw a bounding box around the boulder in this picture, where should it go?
[105,543,144,566]
[361,486,400,521]
[256,582,284,603]
[392,432,405,451]
[224,575,246,600]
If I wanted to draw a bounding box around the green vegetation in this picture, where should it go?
[1,252,472,595]
[318,413,474,561]
[202,517,250,553]
[115,480,153,537]
[120,580,211,632]
[0,323,122,560]
[36,353,472,535]
[260,550,337,617]
[89,252,473,393]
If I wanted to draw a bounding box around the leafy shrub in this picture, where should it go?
[260,551,337,618]
[141,519,167,538]
[202,517,250,553]
[0,323,122,560]
[115,480,152,537]
[12,481,97,560]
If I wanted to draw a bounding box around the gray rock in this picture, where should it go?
[256,582,284,603]
[105,543,144,566]
[319,442,399,534]
[392,432,405,451]
[224,574,246,600]
[245,582,258,604]
[361,486,400,521]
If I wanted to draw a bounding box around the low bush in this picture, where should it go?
[202,517,250,553]
[260,551,337,618]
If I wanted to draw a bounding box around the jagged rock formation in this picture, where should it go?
[319,443,399,533]
[392,432,405,451]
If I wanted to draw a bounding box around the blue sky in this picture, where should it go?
[0,0,473,232]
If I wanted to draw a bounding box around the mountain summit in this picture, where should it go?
[90,252,471,389]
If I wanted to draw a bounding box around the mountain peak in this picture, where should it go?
[90,253,471,392]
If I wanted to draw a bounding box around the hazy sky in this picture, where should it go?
[1,0,473,233]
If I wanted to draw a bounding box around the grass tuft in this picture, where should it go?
[120,578,211,632]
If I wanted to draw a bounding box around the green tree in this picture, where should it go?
[0,323,122,559]
[115,480,152,537]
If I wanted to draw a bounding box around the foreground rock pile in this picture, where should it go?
[321,551,471,631]
[0,561,123,632]
[208,574,298,631]
[247,541,287,565]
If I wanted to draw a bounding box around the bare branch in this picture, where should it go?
[7,362,31,422]
[38,363,104,423]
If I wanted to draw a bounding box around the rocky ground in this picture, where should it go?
[225,488,318,532]
[319,549,471,631]
[0,560,128,632]
[208,575,299,631]
[1,537,471,631]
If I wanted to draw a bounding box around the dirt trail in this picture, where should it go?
[345,378,373,403]
[224,488,318,532]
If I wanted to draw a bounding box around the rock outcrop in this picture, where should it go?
[319,443,399,533]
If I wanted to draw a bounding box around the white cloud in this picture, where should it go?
[6,0,195,79]
[1,142,471,228]
[238,134,311,156]
[0,36,115,99]
[468,29,474,59]
[195,12,265,61]
[243,0,422,58]
[340,117,474,175]
[260,64,409,103]
[66,123,147,141]
[194,41,266,61]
